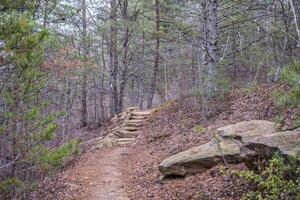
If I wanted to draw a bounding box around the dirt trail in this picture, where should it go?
[60,108,155,200]
[63,147,131,200]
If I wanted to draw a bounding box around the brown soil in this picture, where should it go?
[64,147,130,200]
[33,147,131,200]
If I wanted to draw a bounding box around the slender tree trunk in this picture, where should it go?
[81,0,88,127]
[118,0,129,113]
[191,38,197,89]
[199,0,208,91]
[289,0,300,47]
[11,119,17,178]
[61,68,70,139]
[43,0,49,28]
[138,30,145,110]
[232,23,238,82]
[130,80,135,106]
[109,0,118,117]
[147,0,160,109]
[278,0,293,58]
[164,61,168,100]
[207,0,218,96]
[92,75,99,122]
[99,35,106,121]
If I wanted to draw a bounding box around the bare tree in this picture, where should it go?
[147,0,160,109]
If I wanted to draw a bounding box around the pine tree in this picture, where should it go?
[0,1,79,198]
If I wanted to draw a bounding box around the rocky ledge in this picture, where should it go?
[159,120,300,177]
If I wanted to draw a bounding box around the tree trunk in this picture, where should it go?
[109,0,118,117]
[138,29,145,110]
[289,0,300,48]
[81,0,88,127]
[147,0,160,109]
[199,0,208,91]
[207,0,218,96]
[191,38,197,89]
[232,23,238,83]
[118,0,130,113]
[43,0,49,28]
[99,35,106,121]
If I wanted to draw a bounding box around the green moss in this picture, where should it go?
[193,125,206,134]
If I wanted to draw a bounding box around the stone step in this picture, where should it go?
[121,126,139,131]
[125,119,144,124]
[117,141,134,145]
[129,115,148,120]
[131,111,152,116]
[116,138,136,145]
[114,130,138,138]
[123,122,143,127]
[117,138,136,142]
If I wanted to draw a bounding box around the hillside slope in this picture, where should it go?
[123,85,284,200]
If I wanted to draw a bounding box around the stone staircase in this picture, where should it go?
[112,107,154,145]
[89,107,154,150]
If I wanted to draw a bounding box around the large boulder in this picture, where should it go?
[159,139,242,176]
[159,120,300,177]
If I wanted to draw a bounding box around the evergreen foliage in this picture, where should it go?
[233,155,299,200]
[0,1,80,198]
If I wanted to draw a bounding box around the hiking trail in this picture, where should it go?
[62,108,154,200]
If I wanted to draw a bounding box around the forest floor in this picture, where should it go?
[33,84,299,200]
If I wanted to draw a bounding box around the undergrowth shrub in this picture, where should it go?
[240,84,259,94]
[0,139,80,198]
[273,60,300,127]
[232,155,299,200]
[30,139,80,171]
[0,177,24,198]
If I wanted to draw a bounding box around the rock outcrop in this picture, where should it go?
[217,120,280,140]
[159,139,242,176]
[159,120,300,177]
